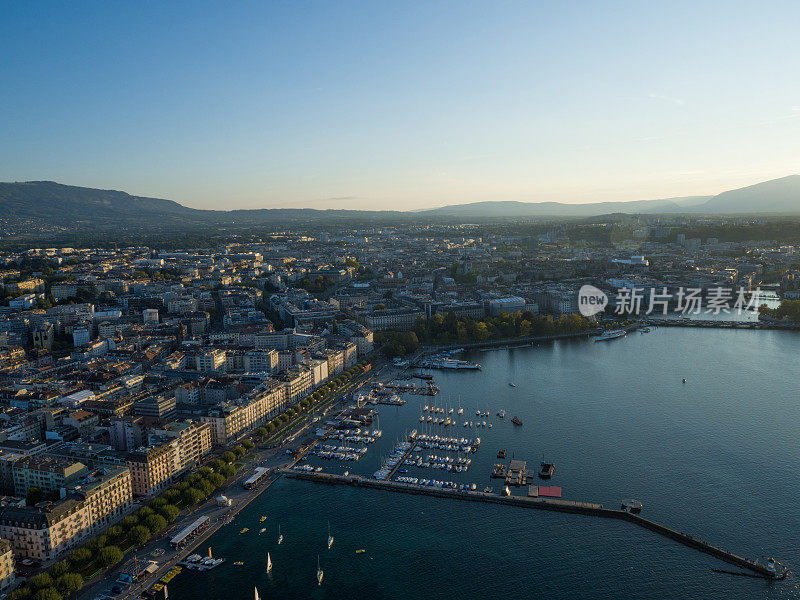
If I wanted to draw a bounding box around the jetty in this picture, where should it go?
[283,470,787,580]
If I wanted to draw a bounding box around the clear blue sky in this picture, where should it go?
[1,1,799,209]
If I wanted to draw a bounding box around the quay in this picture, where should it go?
[283,470,787,580]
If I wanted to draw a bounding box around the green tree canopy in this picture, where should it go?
[145,514,168,533]
[97,546,123,567]
[55,573,83,596]
[158,504,179,523]
[127,525,151,546]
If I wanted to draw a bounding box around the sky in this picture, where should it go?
[1,1,799,210]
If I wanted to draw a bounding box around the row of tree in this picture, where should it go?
[760,299,800,322]
[253,362,372,440]
[377,311,594,357]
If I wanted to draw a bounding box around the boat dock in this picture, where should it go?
[283,470,787,580]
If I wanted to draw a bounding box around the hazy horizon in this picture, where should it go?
[2,1,799,210]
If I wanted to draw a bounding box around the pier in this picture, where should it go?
[283,470,787,580]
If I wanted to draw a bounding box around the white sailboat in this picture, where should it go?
[266,552,272,573]
[316,554,323,585]
[255,586,261,600]
[327,522,334,549]
[278,524,283,545]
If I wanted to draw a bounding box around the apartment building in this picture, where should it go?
[199,382,286,446]
[338,320,374,357]
[12,455,89,497]
[149,421,212,476]
[0,538,14,593]
[277,366,314,404]
[127,443,173,497]
[0,467,133,562]
[74,466,133,534]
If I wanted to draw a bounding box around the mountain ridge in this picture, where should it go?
[1,176,800,224]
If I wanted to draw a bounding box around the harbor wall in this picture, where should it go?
[284,471,784,580]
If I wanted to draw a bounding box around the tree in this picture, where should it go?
[26,486,45,506]
[135,506,154,521]
[233,445,246,458]
[222,451,236,464]
[159,504,179,523]
[55,573,83,596]
[127,525,151,546]
[97,546,123,567]
[163,489,182,503]
[145,514,168,534]
[197,466,213,477]
[104,525,122,539]
[208,472,225,488]
[182,487,204,506]
[48,561,70,578]
[150,497,167,509]
[8,589,32,600]
[32,590,61,600]
[86,535,107,552]
[67,548,91,567]
[120,515,139,531]
[241,439,254,450]
[29,574,53,591]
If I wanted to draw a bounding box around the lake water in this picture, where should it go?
[169,327,800,599]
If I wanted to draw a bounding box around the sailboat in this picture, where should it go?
[278,525,283,545]
[316,555,323,585]
[255,587,261,600]
[327,522,334,549]
[266,552,272,573]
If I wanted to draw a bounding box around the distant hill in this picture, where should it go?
[1,176,799,230]
[418,197,700,218]
[692,175,800,214]
[0,181,198,223]
[0,181,403,227]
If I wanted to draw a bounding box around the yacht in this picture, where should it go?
[266,553,272,573]
[593,329,627,342]
[327,523,334,549]
[316,555,324,585]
